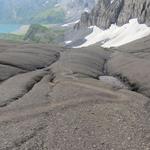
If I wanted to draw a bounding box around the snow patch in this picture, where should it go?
[42,0,49,7]
[111,0,115,4]
[74,19,150,48]
[84,8,90,13]
[55,3,60,7]
[62,20,80,27]
[65,41,72,44]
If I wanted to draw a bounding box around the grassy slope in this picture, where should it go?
[0,33,24,42]
[0,24,65,44]
[32,7,65,24]
[24,24,65,44]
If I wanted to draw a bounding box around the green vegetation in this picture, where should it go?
[32,7,65,24]
[0,24,65,44]
[0,33,24,42]
[24,24,65,44]
[0,0,67,24]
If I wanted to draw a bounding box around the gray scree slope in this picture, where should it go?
[0,36,150,149]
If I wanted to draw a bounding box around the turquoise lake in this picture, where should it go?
[0,24,21,33]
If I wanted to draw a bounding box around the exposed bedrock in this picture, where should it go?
[107,35,150,97]
[0,39,150,149]
[51,46,110,80]
[0,42,61,81]
[75,0,150,29]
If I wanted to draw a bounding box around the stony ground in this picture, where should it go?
[0,37,150,150]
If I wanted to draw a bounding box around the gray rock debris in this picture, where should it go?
[99,76,127,89]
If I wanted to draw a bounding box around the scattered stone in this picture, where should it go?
[99,76,127,89]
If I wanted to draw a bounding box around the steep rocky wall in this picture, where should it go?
[75,0,150,29]
[117,0,150,26]
[62,0,97,22]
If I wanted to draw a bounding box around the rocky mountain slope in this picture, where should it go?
[0,34,150,149]
[0,1,150,149]
[24,24,65,44]
[75,0,150,29]
[60,0,96,22]
[0,0,96,24]
[67,0,150,48]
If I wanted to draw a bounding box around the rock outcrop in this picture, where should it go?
[75,0,150,29]
[61,0,96,21]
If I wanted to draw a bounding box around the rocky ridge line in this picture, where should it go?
[75,0,150,29]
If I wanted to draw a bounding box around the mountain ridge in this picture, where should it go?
[75,0,150,29]
[0,0,96,24]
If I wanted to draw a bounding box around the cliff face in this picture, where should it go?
[61,0,96,22]
[117,0,150,26]
[75,0,150,29]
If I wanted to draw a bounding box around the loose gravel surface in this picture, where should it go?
[0,39,150,150]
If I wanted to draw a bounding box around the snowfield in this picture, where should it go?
[74,19,150,48]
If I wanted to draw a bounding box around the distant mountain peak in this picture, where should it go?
[0,0,96,24]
